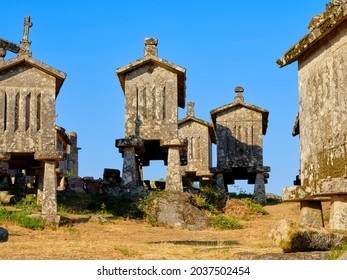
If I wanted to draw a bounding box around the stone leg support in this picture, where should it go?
[41,161,60,226]
[0,161,9,175]
[166,146,183,192]
[0,153,10,176]
[300,200,324,228]
[253,172,267,205]
[36,169,44,205]
[329,195,347,231]
[121,146,142,193]
[216,173,226,194]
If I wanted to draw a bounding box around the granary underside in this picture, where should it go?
[216,168,258,185]
[118,139,187,167]
[6,152,43,173]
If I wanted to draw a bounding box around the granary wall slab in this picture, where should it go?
[298,22,347,194]
[124,64,178,141]
[215,106,263,169]
[0,65,57,152]
[179,120,212,176]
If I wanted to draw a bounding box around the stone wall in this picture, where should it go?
[298,21,347,195]
[124,64,179,141]
[215,107,263,169]
[179,120,212,176]
[0,65,56,152]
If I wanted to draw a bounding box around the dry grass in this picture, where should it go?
[0,201,307,260]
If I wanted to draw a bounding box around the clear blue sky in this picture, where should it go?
[1,1,328,196]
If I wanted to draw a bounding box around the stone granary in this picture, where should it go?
[210,87,270,205]
[0,17,78,225]
[178,102,216,185]
[277,0,347,230]
[115,38,187,194]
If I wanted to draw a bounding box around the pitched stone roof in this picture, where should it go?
[178,116,216,144]
[277,1,347,67]
[0,55,66,96]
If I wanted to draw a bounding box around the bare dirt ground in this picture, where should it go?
[0,202,332,260]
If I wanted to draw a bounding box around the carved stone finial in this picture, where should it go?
[19,16,33,57]
[187,102,195,117]
[144,38,158,57]
[0,38,20,63]
[234,86,244,103]
[23,16,32,41]
[0,48,5,63]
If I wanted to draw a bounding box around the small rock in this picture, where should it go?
[0,227,9,242]
[89,216,110,224]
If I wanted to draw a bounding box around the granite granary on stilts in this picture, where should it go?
[210,87,270,205]
[278,0,347,230]
[0,17,78,226]
[115,38,187,195]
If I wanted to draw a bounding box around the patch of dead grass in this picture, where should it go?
[0,202,301,260]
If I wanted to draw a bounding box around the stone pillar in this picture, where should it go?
[41,161,60,226]
[34,151,65,226]
[36,170,44,205]
[67,131,79,178]
[0,161,9,176]
[253,172,267,205]
[216,173,226,194]
[116,137,145,196]
[121,146,142,193]
[166,145,183,191]
[0,152,10,176]
[299,200,324,228]
[329,195,347,231]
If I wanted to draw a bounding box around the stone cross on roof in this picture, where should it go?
[19,16,33,57]
[23,16,33,41]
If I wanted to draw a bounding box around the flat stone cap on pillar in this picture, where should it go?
[282,186,330,202]
[314,177,347,196]
[34,151,65,161]
[115,136,144,148]
[247,166,271,173]
[160,138,187,147]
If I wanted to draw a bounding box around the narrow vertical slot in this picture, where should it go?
[4,92,7,131]
[37,93,41,131]
[162,87,166,120]
[14,93,19,131]
[25,93,31,131]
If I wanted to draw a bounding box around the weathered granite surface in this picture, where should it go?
[270,219,347,252]
[143,191,211,230]
[0,16,76,226]
[179,102,215,181]
[116,38,187,193]
[278,0,347,230]
[210,87,270,204]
